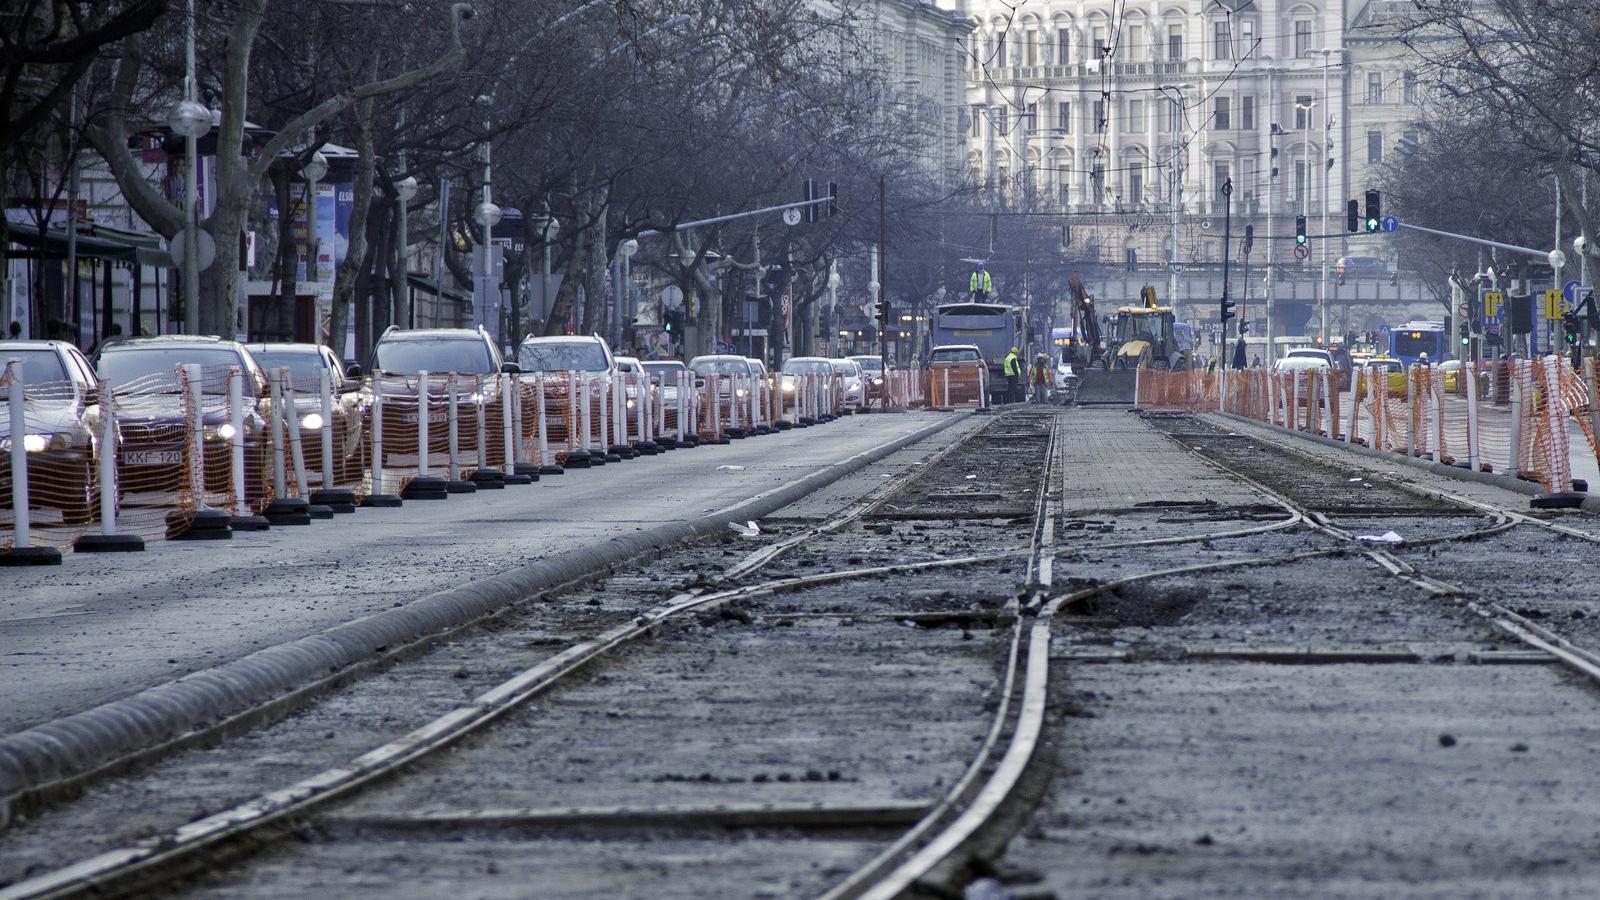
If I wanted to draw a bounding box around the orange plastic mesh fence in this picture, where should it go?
[0,369,94,549]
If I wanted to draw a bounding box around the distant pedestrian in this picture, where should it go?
[1002,346,1022,403]
[7,321,20,339]
[1031,353,1050,403]
[1252,355,1262,369]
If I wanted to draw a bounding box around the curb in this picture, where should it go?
[1205,411,1600,513]
[0,411,972,824]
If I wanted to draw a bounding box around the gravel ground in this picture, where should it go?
[0,409,1058,900]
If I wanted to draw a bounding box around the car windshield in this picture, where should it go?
[1,349,68,386]
[98,347,250,394]
[931,348,980,362]
[251,350,327,384]
[830,362,856,375]
[616,360,639,372]
[852,357,882,372]
[517,341,609,372]
[642,362,683,377]
[375,337,494,375]
[692,358,749,376]
[1287,349,1327,359]
[781,360,832,375]
[1392,331,1438,358]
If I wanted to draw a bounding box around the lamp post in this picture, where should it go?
[395,173,418,328]
[1160,84,1191,310]
[303,150,329,287]
[167,0,210,336]
[537,215,560,334]
[615,238,638,350]
[1313,47,1341,346]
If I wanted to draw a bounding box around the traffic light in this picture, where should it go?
[1459,322,1470,346]
[1346,199,1360,234]
[1563,312,1581,346]
[1364,189,1381,233]
[1295,216,1308,246]
[1239,318,1251,336]
[1336,262,1346,286]
[1221,295,1237,326]
[1243,224,1254,254]
[874,299,891,327]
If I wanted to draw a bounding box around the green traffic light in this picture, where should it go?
[1295,234,1307,245]
[1461,336,1470,346]
[1366,218,1379,232]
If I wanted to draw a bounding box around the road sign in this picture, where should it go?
[1545,288,1565,319]
[1484,290,1503,319]
[1380,216,1399,233]
[1564,280,1591,303]
[1293,243,1309,260]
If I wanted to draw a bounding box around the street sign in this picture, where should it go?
[1564,280,1591,303]
[1545,288,1565,319]
[1293,243,1309,260]
[1484,290,1503,319]
[1380,216,1399,233]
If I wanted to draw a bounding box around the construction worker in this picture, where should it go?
[1003,346,1022,403]
[969,264,993,300]
[1031,353,1051,403]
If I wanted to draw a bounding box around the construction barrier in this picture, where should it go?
[927,362,988,409]
[1139,358,1598,493]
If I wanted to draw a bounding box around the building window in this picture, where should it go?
[1057,101,1072,133]
[1168,27,1183,60]
[1128,162,1144,205]
[1025,31,1038,66]
[971,105,983,138]
[1127,98,1144,132]
[1368,129,1383,164]
[1367,72,1384,104]
[1168,100,1181,131]
[1242,157,1257,202]
[1240,20,1255,54]
[1294,160,1308,204]
[1402,70,1417,104]
[995,108,1008,134]
[1242,95,1255,130]
[995,33,1007,67]
[1093,99,1108,132]
[1057,28,1072,65]
[1025,103,1038,128]
[1294,94,1313,130]
[1091,164,1106,202]
[1214,21,1232,60]
[1093,26,1108,59]
[1214,163,1231,199]
[1293,20,1311,57]
[1214,96,1230,130]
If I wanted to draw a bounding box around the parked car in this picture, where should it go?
[642,359,688,406]
[370,326,518,472]
[517,335,620,460]
[928,345,982,364]
[689,354,758,436]
[93,336,271,514]
[247,342,368,485]
[779,356,833,397]
[828,358,866,409]
[849,354,890,401]
[0,340,101,523]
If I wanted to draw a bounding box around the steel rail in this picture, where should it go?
[0,413,1043,900]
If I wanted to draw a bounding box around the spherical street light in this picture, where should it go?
[167,99,211,139]
[304,150,329,183]
[1549,249,1568,272]
[828,271,842,290]
[619,238,639,258]
[397,175,419,202]
[476,200,503,229]
[1575,235,1588,256]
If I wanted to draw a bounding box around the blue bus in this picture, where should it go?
[1388,321,1447,366]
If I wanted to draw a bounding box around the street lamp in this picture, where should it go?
[171,0,210,335]
[393,174,419,328]
[615,238,639,348]
[304,150,330,288]
[1159,83,1192,310]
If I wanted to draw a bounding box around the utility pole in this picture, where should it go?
[1318,47,1337,346]
[879,174,888,413]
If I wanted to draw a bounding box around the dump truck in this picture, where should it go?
[929,300,1029,406]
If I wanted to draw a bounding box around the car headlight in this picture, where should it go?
[626,399,636,409]
[782,382,796,393]
[217,423,237,440]
[736,388,747,398]
[300,412,324,431]
[872,377,884,385]
[0,434,50,453]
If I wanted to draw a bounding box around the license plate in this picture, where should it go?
[120,450,182,466]
[399,411,448,425]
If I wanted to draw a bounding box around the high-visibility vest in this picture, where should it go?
[969,270,992,293]
[1004,352,1021,376]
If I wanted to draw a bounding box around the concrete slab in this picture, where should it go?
[1061,408,1266,514]
[0,413,955,734]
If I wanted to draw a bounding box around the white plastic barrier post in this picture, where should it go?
[598,372,611,452]
[319,366,335,490]
[501,373,516,473]
[1344,370,1358,445]
[282,370,310,499]
[1405,365,1418,456]
[98,381,120,534]
[184,364,209,501]
[1291,369,1303,431]
[417,371,432,478]
[1431,367,1444,463]
[535,376,552,467]
[711,375,722,436]
[578,372,592,454]
[475,375,489,472]
[1465,361,1481,471]
[636,372,648,444]
[269,368,288,495]
[748,374,758,428]
[6,364,30,550]
[447,374,461,481]
[1508,364,1523,474]
[677,370,689,443]
[371,377,386,491]
[1542,355,1573,491]
[229,367,248,517]
[941,368,950,408]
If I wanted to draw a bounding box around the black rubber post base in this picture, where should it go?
[775,421,793,430]
[1575,479,1590,492]
[363,494,403,508]
[682,434,701,447]
[637,441,661,454]
[609,444,634,458]
[309,488,358,514]
[539,464,565,475]
[563,455,590,469]
[0,545,62,565]
[503,472,534,485]
[1532,491,1587,510]
[513,463,542,481]
[726,428,747,439]
[402,476,449,500]
[74,532,147,552]
[445,480,478,494]
[604,452,623,462]
[175,508,234,539]
[656,437,678,450]
[307,504,335,520]
[469,469,506,489]
[264,498,311,526]
[587,450,607,466]
[229,515,271,531]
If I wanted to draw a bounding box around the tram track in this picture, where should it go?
[0,410,1066,900]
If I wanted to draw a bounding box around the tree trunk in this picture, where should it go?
[543,231,583,336]
[270,167,297,341]
[328,95,377,356]
[581,187,610,337]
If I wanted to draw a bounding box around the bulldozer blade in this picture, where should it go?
[1074,368,1141,405]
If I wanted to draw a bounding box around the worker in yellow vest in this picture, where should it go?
[1003,346,1022,403]
[969,264,993,300]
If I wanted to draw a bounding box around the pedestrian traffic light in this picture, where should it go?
[1221,295,1237,326]
[1459,322,1470,346]
[1295,216,1308,246]
[1364,189,1381,233]
[874,299,891,326]
[1347,200,1360,234]
[1563,312,1581,345]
